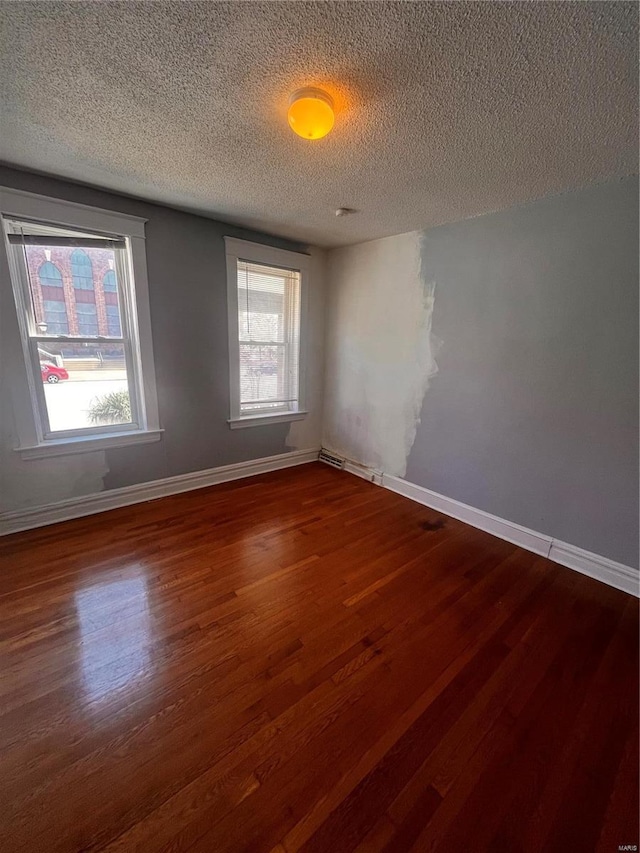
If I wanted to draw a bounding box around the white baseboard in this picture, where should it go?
[547,540,639,598]
[380,473,639,598]
[383,474,552,557]
[325,454,638,596]
[344,459,383,485]
[0,448,320,537]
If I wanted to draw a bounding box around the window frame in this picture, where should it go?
[0,187,162,459]
[224,237,309,429]
[38,262,69,334]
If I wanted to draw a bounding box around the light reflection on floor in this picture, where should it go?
[75,571,152,706]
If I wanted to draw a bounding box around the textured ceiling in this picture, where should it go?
[0,1,637,247]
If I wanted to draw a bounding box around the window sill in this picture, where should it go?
[16,429,164,460]
[228,411,308,430]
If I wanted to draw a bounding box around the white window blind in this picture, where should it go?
[237,260,301,415]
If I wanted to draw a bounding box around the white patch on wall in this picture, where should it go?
[322,231,438,477]
[0,421,109,513]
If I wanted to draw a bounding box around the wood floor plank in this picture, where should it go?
[0,462,636,853]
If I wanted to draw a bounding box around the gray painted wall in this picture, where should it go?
[0,166,325,512]
[406,178,638,567]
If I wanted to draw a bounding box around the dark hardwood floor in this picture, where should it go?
[0,462,637,853]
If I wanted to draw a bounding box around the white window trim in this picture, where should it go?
[224,236,309,428]
[228,410,309,430]
[0,187,162,458]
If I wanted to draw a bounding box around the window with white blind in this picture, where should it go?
[225,238,308,428]
[1,187,161,458]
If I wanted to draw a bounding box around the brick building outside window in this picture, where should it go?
[24,245,119,340]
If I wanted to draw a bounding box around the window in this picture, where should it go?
[75,300,99,336]
[225,237,308,428]
[103,269,117,291]
[105,304,122,337]
[43,299,69,335]
[38,261,69,334]
[1,187,161,458]
[103,270,122,336]
[39,260,63,288]
[71,249,94,290]
[71,248,99,335]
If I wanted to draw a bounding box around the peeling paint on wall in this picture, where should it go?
[322,231,439,477]
[0,428,109,513]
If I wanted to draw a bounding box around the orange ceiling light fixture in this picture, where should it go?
[287,87,335,140]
